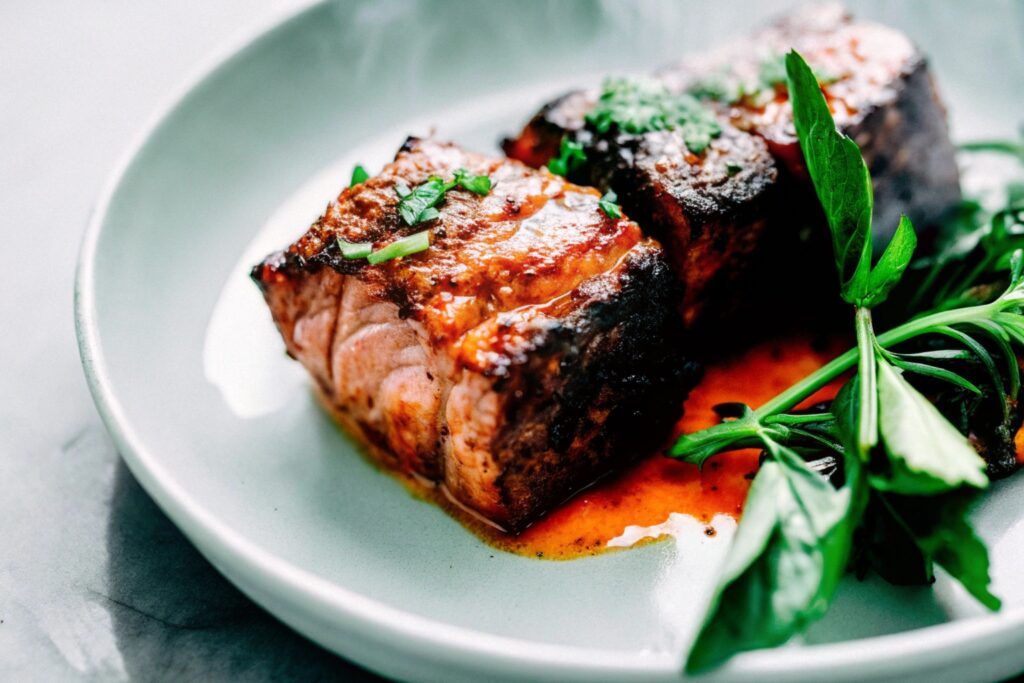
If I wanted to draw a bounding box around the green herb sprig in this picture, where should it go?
[679,51,1015,673]
[586,76,722,154]
[349,164,370,187]
[333,168,490,266]
[396,168,492,226]
[598,190,622,219]
[547,137,587,177]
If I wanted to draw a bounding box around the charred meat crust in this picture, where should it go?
[569,125,778,325]
[253,139,699,530]
[492,244,699,530]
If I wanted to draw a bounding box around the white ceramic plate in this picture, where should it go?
[76,1,1024,681]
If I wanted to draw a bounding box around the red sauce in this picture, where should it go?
[419,334,849,559]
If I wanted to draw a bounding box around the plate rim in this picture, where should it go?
[73,1,1024,680]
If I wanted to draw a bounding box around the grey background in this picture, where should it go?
[1,1,377,679]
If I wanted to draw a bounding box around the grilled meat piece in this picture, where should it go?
[505,98,778,326]
[504,4,960,291]
[660,2,960,236]
[253,138,699,532]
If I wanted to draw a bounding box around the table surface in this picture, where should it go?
[0,1,378,679]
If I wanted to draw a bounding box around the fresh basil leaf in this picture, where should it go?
[786,50,873,304]
[350,164,370,187]
[598,190,622,219]
[863,215,917,307]
[685,443,857,672]
[881,492,1001,610]
[453,168,492,195]
[873,360,989,494]
[547,137,587,177]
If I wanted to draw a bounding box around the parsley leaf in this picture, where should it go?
[586,76,722,154]
[350,164,369,187]
[547,137,587,177]
[598,190,622,219]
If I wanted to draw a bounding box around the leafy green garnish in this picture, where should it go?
[585,76,722,154]
[350,164,370,187]
[689,54,838,106]
[396,168,492,225]
[366,230,430,265]
[786,51,876,304]
[873,360,989,494]
[685,443,859,673]
[547,137,587,177]
[674,50,1013,672]
[598,190,622,219]
[453,167,493,196]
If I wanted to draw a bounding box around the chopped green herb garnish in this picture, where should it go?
[677,50,1012,673]
[688,70,748,105]
[396,169,492,225]
[548,137,587,176]
[585,76,722,154]
[689,54,839,105]
[726,161,743,176]
[597,190,622,219]
[397,176,448,225]
[336,238,372,260]
[366,230,431,265]
[758,53,788,89]
[453,167,493,195]
[350,164,370,187]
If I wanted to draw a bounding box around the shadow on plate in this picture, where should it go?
[104,460,382,681]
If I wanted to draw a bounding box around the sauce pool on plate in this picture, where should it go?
[404,334,848,559]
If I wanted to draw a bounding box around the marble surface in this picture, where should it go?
[0,1,377,679]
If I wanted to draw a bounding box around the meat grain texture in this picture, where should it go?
[254,139,699,531]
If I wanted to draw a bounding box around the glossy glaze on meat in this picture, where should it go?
[504,94,778,327]
[253,138,699,531]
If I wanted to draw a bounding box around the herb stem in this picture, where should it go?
[855,307,879,454]
[752,302,997,419]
